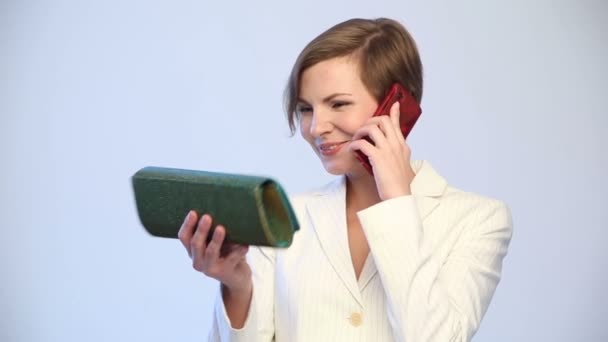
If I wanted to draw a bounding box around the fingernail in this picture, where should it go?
[186,211,192,220]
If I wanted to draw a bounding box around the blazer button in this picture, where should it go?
[348,312,363,327]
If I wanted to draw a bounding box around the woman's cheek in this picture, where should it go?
[342,122,364,138]
[341,112,370,136]
[299,117,310,139]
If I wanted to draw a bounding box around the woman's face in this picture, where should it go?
[297,56,379,175]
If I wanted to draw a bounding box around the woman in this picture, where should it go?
[178,17,513,342]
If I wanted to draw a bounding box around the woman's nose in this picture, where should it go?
[309,110,333,138]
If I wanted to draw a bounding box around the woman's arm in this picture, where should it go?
[177,211,276,341]
[209,246,276,342]
[222,281,253,329]
[357,195,513,342]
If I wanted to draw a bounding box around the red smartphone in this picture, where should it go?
[355,83,422,174]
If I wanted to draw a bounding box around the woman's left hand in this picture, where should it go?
[348,101,416,201]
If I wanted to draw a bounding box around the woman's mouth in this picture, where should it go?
[318,141,348,156]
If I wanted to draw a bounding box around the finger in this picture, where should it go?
[360,106,399,138]
[224,245,249,266]
[190,214,212,259]
[375,115,400,148]
[388,101,407,141]
[389,101,400,129]
[352,124,388,148]
[204,225,226,268]
[178,210,197,254]
[348,139,377,161]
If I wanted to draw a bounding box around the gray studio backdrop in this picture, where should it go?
[1,0,606,341]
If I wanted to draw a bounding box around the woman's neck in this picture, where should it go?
[345,171,381,213]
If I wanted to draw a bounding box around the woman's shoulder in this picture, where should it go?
[413,159,510,211]
[412,162,512,241]
[433,184,512,237]
[443,184,509,210]
[285,160,512,225]
[409,159,512,231]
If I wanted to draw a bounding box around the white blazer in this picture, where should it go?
[208,160,513,342]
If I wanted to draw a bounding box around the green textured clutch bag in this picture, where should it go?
[131,166,300,247]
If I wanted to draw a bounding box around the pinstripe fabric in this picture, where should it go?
[208,160,513,342]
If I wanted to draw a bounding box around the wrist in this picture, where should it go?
[221,279,252,300]
[383,186,412,200]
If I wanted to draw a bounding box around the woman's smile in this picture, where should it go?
[318,141,349,156]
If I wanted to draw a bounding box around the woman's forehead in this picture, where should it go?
[299,57,365,101]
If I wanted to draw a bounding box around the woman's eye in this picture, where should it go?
[332,101,350,109]
[297,106,312,114]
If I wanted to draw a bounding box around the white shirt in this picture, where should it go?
[208,160,513,342]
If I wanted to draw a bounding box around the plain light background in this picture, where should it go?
[1,0,606,341]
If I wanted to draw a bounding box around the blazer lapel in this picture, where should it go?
[410,159,448,220]
[359,160,448,291]
[306,177,363,307]
[304,160,448,302]
[410,160,448,221]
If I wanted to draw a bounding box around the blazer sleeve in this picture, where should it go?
[208,246,276,342]
[357,195,513,342]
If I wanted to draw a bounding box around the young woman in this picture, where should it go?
[178,17,513,342]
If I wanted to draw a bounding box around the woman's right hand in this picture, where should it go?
[177,210,252,294]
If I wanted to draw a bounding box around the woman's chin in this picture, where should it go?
[320,166,340,175]
[321,160,348,175]
[321,160,364,176]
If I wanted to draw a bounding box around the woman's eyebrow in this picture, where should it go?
[322,93,353,103]
[297,93,353,105]
[296,98,310,105]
